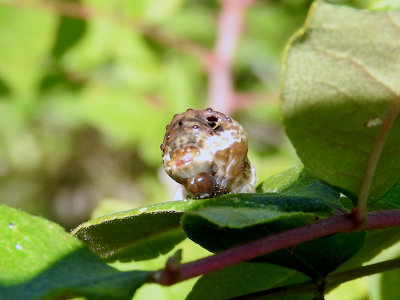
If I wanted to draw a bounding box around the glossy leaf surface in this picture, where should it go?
[0,205,150,300]
[281,1,400,202]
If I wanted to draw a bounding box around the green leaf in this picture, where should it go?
[281,1,400,202]
[257,165,340,205]
[0,6,55,93]
[370,239,400,300]
[73,200,199,262]
[335,227,400,272]
[72,171,338,264]
[0,205,150,300]
[369,0,400,11]
[181,191,365,278]
[257,231,365,278]
[75,191,330,264]
[187,262,312,300]
[379,269,400,300]
[83,0,184,23]
[0,75,11,97]
[326,279,368,300]
[183,192,335,227]
[51,2,87,59]
[369,180,400,210]
[336,235,400,300]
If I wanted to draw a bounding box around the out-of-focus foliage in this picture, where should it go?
[0,0,317,228]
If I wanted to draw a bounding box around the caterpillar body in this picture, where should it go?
[161,108,256,199]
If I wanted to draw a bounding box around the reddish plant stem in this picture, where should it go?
[206,0,253,114]
[229,257,400,299]
[150,210,400,285]
[355,96,400,224]
[233,91,279,110]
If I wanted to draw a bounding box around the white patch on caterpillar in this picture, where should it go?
[205,128,242,154]
[365,117,383,128]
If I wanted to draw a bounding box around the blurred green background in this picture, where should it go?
[0,0,384,299]
[0,0,322,229]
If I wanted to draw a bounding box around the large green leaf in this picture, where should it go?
[72,200,199,262]
[73,193,331,264]
[182,169,365,278]
[257,165,340,205]
[0,205,150,300]
[281,1,400,202]
[187,262,312,300]
[74,187,336,264]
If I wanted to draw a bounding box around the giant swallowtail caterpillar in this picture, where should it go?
[161,108,256,199]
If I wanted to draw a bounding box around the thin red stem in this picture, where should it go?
[150,210,400,285]
[206,0,253,114]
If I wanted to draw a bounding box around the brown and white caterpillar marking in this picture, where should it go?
[160,108,256,199]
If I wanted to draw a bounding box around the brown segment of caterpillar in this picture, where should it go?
[160,108,256,199]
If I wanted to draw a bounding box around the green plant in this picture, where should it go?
[1,1,400,299]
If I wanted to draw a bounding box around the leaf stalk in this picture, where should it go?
[355,97,400,224]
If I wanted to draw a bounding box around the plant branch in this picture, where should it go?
[229,280,319,300]
[228,257,400,299]
[355,96,400,224]
[206,0,253,114]
[150,210,400,285]
[1,0,210,61]
[328,257,400,286]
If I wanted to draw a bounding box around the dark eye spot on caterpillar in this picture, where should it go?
[206,116,219,128]
[160,108,256,199]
